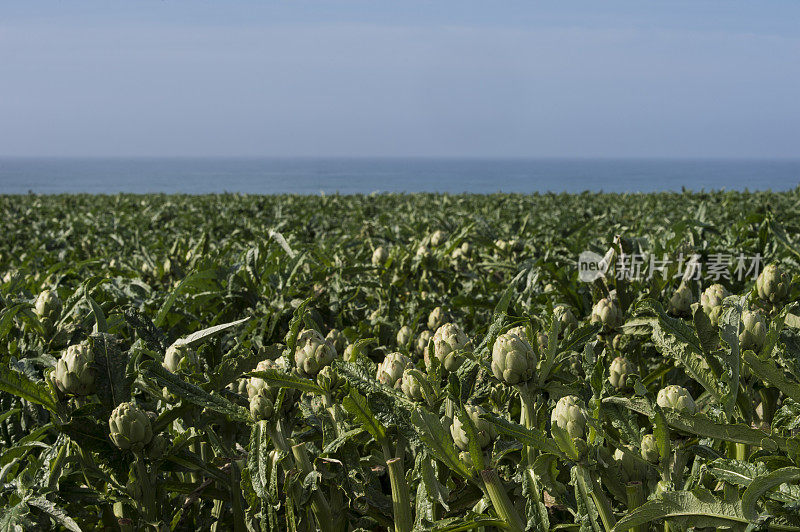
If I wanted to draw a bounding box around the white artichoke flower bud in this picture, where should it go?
[656,385,697,414]
[430,230,448,247]
[491,331,537,385]
[376,352,413,388]
[756,263,791,305]
[700,284,729,327]
[668,283,694,317]
[432,323,470,372]
[162,342,197,373]
[34,289,62,323]
[451,405,496,451]
[416,330,433,359]
[396,325,413,348]
[400,368,425,402]
[427,307,447,331]
[53,343,97,396]
[247,357,289,400]
[250,394,275,421]
[739,309,767,352]
[371,246,388,267]
[294,329,337,378]
[553,305,579,336]
[325,328,347,354]
[551,395,587,440]
[608,356,635,390]
[641,434,659,463]
[591,297,623,331]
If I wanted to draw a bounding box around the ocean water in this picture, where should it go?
[0,157,798,195]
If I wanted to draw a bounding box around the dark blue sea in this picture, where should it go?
[0,158,798,195]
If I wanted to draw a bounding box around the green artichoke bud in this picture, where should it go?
[146,434,168,460]
[162,342,196,373]
[325,328,347,354]
[430,230,447,247]
[432,323,470,372]
[551,395,587,440]
[641,434,659,463]
[53,343,97,395]
[451,405,496,451]
[415,244,431,260]
[491,331,537,385]
[250,394,275,421]
[668,283,694,317]
[371,246,388,266]
[415,330,433,358]
[226,378,249,396]
[400,368,425,402]
[376,352,413,388]
[316,365,345,397]
[506,325,528,341]
[756,263,791,305]
[34,289,62,324]
[343,343,358,362]
[656,385,697,414]
[428,307,447,331]
[700,284,729,327]
[247,357,289,400]
[739,309,767,352]
[553,305,579,336]
[591,297,623,331]
[614,448,640,482]
[109,402,153,451]
[536,332,548,354]
[396,325,413,348]
[608,356,635,391]
[294,329,337,378]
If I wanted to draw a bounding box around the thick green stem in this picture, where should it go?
[625,482,647,532]
[387,458,413,532]
[292,443,335,532]
[133,452,157,525]
[584,466,616,532]
[480,469,526,532]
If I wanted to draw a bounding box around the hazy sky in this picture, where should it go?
[1,1,799,158]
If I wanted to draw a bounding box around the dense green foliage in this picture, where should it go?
[2,191,800,531]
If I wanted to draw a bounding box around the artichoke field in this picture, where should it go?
[2,192,800,531]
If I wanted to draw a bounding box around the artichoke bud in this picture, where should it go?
[396,325,413,348]
[739,309,767,352]
[551,395,588,440]
[656,385,697,415]
[700,284,729,327]
[591,297,624,332]
[614,448,640,482]
[316,365,345,396]
[429,230,448,247]
[427,307,447,331]
[553,305,579,336]
[325,328,347,354]
[162,342,197,373]
[756,263,791,305]
[247,357,289,400]
[294,329,337,378]
[53,343,97,395]
[109,402,153,451]
[415,330,433,358]
[146,434,168,460]
[608,356,636,391]
[376,352,413,388]
[34,289,62,325]
[371,246,388,266]
[668,283,694,317]
[491,331,537,386]
[432,323,470,372]
[641,434,659,463]
[250,394,275,421]
[400,368,425,402]
[451,405,496,451]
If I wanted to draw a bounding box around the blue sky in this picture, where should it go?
[1,1,798,158]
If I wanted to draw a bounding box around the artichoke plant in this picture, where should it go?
[551,395,587,440]
[162,342,197,373]
[450,405,496,451]
[430,230,448,247]
[656,385,697,414]
[491,331,537,385]
[431,323,470,372]
[669,283,694,317]
[325,328,347,354]
[428,307,447,331]
[109,402,153,451]
[700,284,729,326]
[396,325,413,348]
[53,343,97,396]
[739,309,767,352]
[591,297,623,332]
[756,263,791,305]
[608,356,635,390]
[371,246,388,267]
[294,329,337,378]
[376,352,413,388]
[641,434,659,463]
